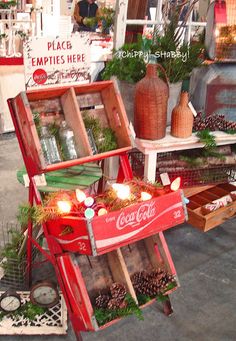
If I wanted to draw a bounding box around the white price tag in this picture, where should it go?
[23,174,30,187]
[188,101,198,117]
[23,174,47,187]
[34,174,47,187]
[160,173,171,186]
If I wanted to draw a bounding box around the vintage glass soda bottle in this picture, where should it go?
[59,121,78,160]
[40,125,61,164]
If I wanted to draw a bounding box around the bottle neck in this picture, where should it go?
[179,92,189,106]
[146,64,158,78]
[41,125,49,135]
[61,120,67,128]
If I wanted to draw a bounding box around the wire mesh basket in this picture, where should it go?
[0,223,39,290]
[129,149,236,187]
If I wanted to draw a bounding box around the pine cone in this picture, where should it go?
[107,298,123,310]
[131,271,149,294]
[110,283,127,301]
[95,294,110,309]
[131,269,176,297]
[193,113,236,133]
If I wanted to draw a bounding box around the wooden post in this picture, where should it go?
[113,0,128,49]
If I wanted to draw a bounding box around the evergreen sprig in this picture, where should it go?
[0,229,24,261]
[94,294,143,326]
[0,302,47,322]
[102,36,146,83]
[82,112,117,153]
[196,129,217,150]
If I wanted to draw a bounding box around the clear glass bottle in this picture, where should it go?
[59,121,78,160]
[86,128,98,155]
[40,125,61,164]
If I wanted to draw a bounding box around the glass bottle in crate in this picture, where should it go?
[40,125,61,164]
[86,128,98,155]
[59,121,78,160]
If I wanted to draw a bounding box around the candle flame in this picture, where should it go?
[112,183,131,200]
[57,200,72,214]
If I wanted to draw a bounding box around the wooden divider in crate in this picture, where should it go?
[9,81,132,175]
[57,233,178,331]
[46,189,187,255]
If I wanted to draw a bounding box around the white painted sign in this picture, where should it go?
[23,34,91,89]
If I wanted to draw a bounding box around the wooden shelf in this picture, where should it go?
[135,129,236,155]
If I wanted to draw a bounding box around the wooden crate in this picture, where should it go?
[187,183,236,232]
[9,81,132,175]
[56,235,178,331]
[46,189,186,255]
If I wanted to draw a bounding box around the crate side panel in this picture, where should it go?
[101,83,131,148]
[46,217,92,254]
[91,190,186,255]
[11,92,46,172]
[26,86,72,101]
[73,81,113,95]
[57,254,95,331]
[202,202,236,231]
[187,208,208,231]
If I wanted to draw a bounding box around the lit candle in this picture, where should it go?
[170,177,181,191]
[141,192,152,201]
[76,189,86,203]
[215,28,220,38]
[112,183,131,200]
[57,200,72,214]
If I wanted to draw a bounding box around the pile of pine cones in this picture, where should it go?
[131,268,176,297]
[95,283,127,310]
[193,113,236,132]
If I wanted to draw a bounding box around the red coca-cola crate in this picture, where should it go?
[8,81,132,175]
[46,189,187,255]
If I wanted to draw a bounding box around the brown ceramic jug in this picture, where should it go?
[171,92,194,138]
[134,63,169,140]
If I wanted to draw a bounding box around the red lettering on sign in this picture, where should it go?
[47,40,72,51]
[67,54,86,63]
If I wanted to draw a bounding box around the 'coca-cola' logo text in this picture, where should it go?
[116,201,156,230]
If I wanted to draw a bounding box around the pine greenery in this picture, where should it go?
[94,294,143,326]
[102,37,146,83]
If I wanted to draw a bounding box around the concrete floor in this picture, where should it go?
[0,134,236,341]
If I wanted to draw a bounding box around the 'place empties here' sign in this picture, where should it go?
[23,34,91,89]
